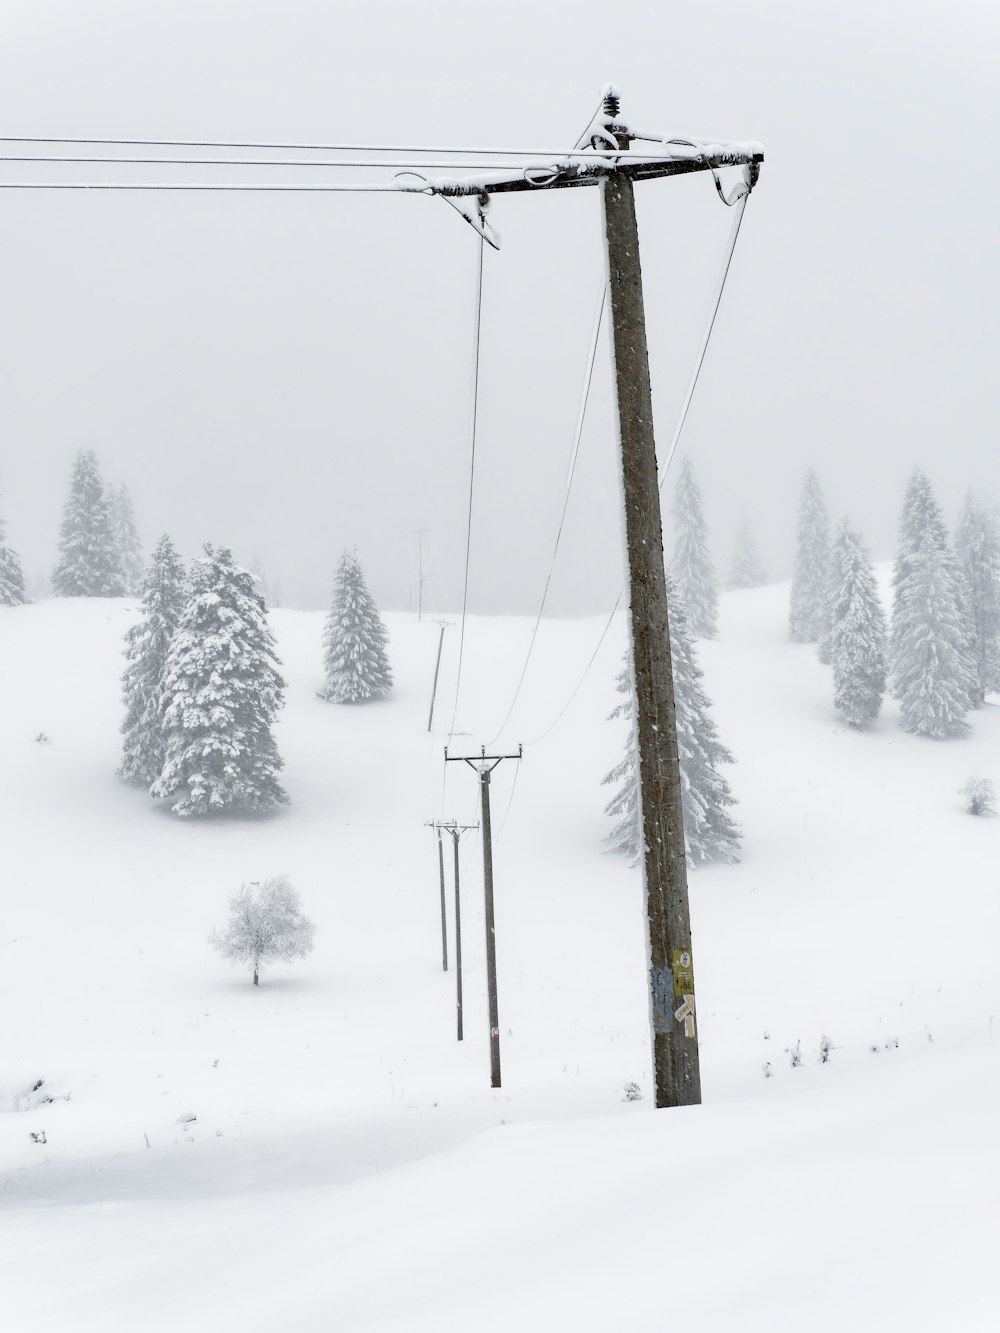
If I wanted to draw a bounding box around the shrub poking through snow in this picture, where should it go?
[961,776,996,816]
[209,876,315,986]
[319,549,393,703]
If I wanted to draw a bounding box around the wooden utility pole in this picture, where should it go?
[445,746,521,1086]
[430,820,478,1040]
[424,821,449,971]
[427,619,451,732]
[600,91,700,1108]
[411,528,430,621]
[421,93,761,1108]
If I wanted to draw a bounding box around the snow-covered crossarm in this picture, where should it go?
[393,141,764,198]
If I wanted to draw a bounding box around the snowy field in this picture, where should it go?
[2,584,999,1332]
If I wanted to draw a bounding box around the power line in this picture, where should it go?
[523,591,625,747]
[0,133,738,161]
[487,272,606,745]
[0,181,402,193]
[0,154,555,171]
[446,231,486,746]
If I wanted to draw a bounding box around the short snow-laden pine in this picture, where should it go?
[603,584,740,866]
[113,484,144,595]
[670,455,718,639]
[955,493,1000,707]
[0,507,28,606]
[52,450,125,597]
[830,521,887,729]
[118,535,186,786]
[152,544,288,816]
[727,513,767,589]
[891,527,973,739]
[789,468,830,642]
[320,550,393,703]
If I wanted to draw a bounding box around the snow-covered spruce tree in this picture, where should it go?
[118,535,186,786]
[669,455,718,639]
[113,484,144,595]
[152,544,288,816]
[891,527,973,738]
[955,493,1000,706]
[52,450,125,597]
[889,468,948,688]
[0,508,28,606]
[830,521,887,729]
[789,467,830,642]
[603,582,740,866]
[319,549,393,703]
[727,513,767,589]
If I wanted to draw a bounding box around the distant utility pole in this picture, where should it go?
[411,528,430,621]
[429,820,478,1040]
[427,619,451,732]
[424,820,449,971]
[444,745,522,1087]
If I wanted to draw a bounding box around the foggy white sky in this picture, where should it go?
[1,0,998,614]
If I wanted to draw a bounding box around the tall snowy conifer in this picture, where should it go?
[955,493,1000,706]
[727,513,767,589]
[670,455,718,639]
[118,535,186,786]
[52,450,125,597]
[319,550,393,703]
[891,528,972,738]
[152,544,288,816]
[830,521,887,729]
[113,485,144,595]
[603,583,740,865]
[0,508,28,606]
[789,468,830,642]
[889,468,948,688]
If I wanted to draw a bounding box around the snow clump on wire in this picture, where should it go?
[209,876,315,987]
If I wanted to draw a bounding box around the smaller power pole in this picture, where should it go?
[445,745,522,1087]
[411,528,430,621]
[427,619,451,732]
[424,820,449,971]
[431,820,478,1040]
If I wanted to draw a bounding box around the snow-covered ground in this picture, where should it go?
[2,585,998,1331]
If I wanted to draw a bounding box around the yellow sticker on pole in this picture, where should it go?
[671,948,694,997]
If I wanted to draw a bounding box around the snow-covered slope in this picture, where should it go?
[2,587,998,1332]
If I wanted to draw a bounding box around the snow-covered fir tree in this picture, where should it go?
[830,520,887,729]
[118,535,186,786]
[152,544,288,816]
[815,553,840,666]
[319,550,393,703]
[603,583,740,866]
[889,468,948,686]
[891,527,973,738]
[789,467,830,642]
[727,513,767,589]
[670,455,718,639]
[0,507,28,606]
[113,484,144,595]
[955,493,1000,707]
[52,450,125,597]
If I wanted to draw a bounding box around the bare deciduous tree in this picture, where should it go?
[209,877,315,986]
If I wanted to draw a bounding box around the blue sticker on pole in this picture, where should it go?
[651,967,674,1034]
